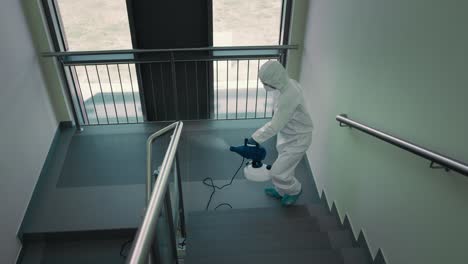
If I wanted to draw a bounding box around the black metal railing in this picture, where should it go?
[45,45,297,127]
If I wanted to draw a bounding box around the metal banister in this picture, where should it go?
[42,45,298,57]
[145,122,179,202]
[336,114,468,177]
[127,121,184,264]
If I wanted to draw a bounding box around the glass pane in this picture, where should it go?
[73,64,143,125]
[170,164,180,225]
[56,0,132,51]
[213,0,283,46]
[213,59,275,119]
[154,201,176,264]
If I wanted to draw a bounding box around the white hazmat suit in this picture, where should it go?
[251,61,313,196]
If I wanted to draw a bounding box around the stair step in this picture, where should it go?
[188,218,320,238]
[187,230,355,253]
[186,231,332,257]
[190,213,343,232]
[341,248,372,264]
[185,249,343,264]
[189,205,311,220]
[19,236,133,264]
[21,228,136,242]
[306,204,332,217]
[316,214,343,231]
[328,230,355,249]
[188,206,311,229]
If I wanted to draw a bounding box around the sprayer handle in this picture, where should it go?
[245,137,260,148]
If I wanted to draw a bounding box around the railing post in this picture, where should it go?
[164,190,179,264]
[175,153,187,238]
[170,52,180,120]
[279,49,286,66]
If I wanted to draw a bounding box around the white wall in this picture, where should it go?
[0,0,58,262]
[21,0,73,122]
[285,0,309,80]
[300,1,468,263]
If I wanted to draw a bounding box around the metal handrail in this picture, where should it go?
[336,114,468,177]
[145,122,178,202]
[42,45,298,57]
[127,121,184,264]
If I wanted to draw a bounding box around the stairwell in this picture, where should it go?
[16,120,385,263]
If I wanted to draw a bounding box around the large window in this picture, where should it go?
[56,0,132,51]
[57,0,283,50]
[212,1,284,119]
[47,0,288,124]
[55,0,140,124]
[213,0,283,46]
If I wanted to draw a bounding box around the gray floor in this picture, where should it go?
[58,129,170,187]
[20,119,319,235]
[183,158,319,212]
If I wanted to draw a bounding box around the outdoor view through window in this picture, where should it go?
[56,0,283,123]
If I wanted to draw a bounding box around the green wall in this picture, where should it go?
[299,1,468,263]
[21,0,72,122]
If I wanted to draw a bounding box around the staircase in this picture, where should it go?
[16,120,380,263]
[185,205,370,264]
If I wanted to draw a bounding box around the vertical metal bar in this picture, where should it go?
[264,59,270,118]
[106,64,119,124]
[254,60,260,118]
[128,64,139,123]
[280,50,286,65]
[280,0,293,64]
[149,245,160,264]
[159,63,168,121]
[271,58,276,117]
[170,52,180,120]
[235,60,239,120]
[135,63,149,123]
[278,0,286,45]
[116,64,129,123]
[216,60,219,119]
[164,191,180,264]
[149,64,158,120]
[245,60,250,119]
[95,65,109,124]
[206,62,210,119]
[184,63,189,119]
[66,66,85,129]
[84,65,99,124]
[226,60,229,119]
[194,61,200,119]
[73,66,89,125]
[175,153,187,238]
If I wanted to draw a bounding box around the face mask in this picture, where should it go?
[263,84,276,92]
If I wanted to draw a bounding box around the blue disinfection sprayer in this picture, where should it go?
[229,139,271,182]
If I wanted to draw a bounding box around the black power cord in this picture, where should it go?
[202,158,246,210]
[120,239,133,258]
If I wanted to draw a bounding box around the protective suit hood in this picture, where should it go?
[259,61,289,91]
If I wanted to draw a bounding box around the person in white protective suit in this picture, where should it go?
[247,61,313,206]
